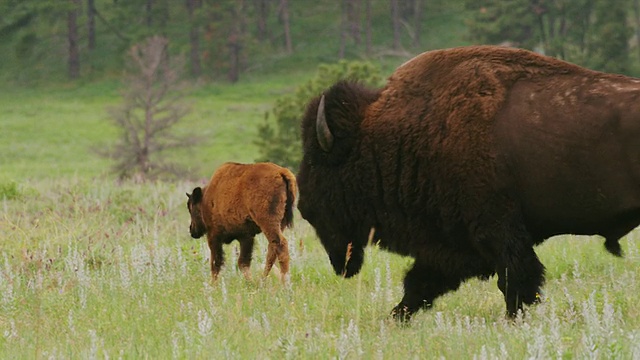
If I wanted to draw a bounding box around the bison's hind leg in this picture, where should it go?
[469,199,546,318]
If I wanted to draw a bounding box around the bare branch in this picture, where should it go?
[98,36,199,181]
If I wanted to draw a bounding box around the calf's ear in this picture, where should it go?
[191,187,203,203]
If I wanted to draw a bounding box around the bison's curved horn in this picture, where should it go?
[316,95,334,152]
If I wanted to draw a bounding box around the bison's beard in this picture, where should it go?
[328,244,364,278]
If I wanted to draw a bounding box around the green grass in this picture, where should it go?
[0,75,305,182]
[1,177,640,358]
[0,53,415,183]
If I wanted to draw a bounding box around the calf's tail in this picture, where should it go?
[281,171,297,229]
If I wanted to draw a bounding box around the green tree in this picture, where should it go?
[588,0,631,74]
[465,0,540,49]
[542,0,595,60]
[255,60,382,170]
[465,0,634,74]
[0,0,72,81]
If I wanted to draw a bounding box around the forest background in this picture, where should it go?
[2,0,640,180]
[3,0,639,83]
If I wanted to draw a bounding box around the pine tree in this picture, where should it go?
[589,0,632,74]
[465,0,540,49]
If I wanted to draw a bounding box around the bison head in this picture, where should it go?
[186,187,206,239]
[297,81,380,278]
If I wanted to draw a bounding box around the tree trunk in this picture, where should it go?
[558,10,567,59]
[187,0,201,77]
[347,0,361,46]
[339,0,347,58]
[279,0,293,53]
[634,0,640,59]
[146,0,153,28]
[365,0,372,55]
[228,36,241,83]
[390,0,401,50]
[87,0,96,50]
[534,3,547,53]
[546,11,556,57]
[412,0,421,47]
[228,2,244,83]
[255,0,269,41]
[68,0,81,79]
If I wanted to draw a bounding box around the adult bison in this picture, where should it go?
[296,45,640,321]
[187,162,297,283]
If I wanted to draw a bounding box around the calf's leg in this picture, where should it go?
[207,233,224,282]
[262,228,290,283]
[237,236,255,280]
[252,202,291,283]
[276,234,290,279]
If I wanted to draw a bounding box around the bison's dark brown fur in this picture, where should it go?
[187,162,297,282]
[297,45,640,321]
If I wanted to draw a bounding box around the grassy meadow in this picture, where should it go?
[0,75,302,182]
[2,73,640,358]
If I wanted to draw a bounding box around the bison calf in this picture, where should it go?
[187,162,297,282]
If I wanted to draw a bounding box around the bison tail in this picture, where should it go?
[281,172,297,229]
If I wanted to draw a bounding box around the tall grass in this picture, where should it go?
[1,178,639,358]
[2,30,640,356]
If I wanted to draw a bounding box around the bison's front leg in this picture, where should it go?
[391,261,463,322]
[497,243,545,317]
[237,236,255,280]
[207,234,224,282]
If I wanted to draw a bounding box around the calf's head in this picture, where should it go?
[186,187,206,239]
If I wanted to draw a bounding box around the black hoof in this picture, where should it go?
[390,304,413,323]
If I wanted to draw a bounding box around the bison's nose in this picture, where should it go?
[329,246,364,278]
[329,253,346,276]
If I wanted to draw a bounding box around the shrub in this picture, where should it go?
[0,181,20,200]
[255,60,382,170]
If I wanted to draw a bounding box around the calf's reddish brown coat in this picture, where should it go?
[187,162,297,282]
